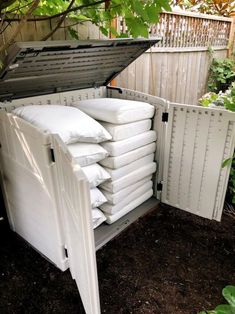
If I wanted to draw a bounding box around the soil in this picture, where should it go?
[1,203,235,314]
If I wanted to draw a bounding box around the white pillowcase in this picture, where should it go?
[101,130,156,157]
[13,105,111,144]
[99,142,156,169]
[100,119,152,141]
[90,188,107,208]
[75,98,154,124]
[82,163,110,188]
[67,142,109,167]
[92,208,106,229]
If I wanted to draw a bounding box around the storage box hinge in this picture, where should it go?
[162,112,169,122]
[107,86,123,94]
[50,148,55,163]
[157,182,163,191]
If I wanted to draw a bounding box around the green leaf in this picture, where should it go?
[158,0,172,11]
[146,4,161,23]
[215,304,234,314]
[222,158,233,168]
[223,286,235,308]
[68,27,79,40]
[100,26,109,37]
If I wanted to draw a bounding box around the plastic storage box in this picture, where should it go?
[0,39,235,314]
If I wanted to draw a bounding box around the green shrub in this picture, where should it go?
[208,58,235,93]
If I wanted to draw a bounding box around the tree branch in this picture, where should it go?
[41,0,76,41]
[3,0,106,22]
[0,0,40,54]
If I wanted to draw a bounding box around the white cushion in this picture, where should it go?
[90,188,107,208]
[104,154,154,180]
[67,142,109,167]
[13,105,111,144]
[100,181,153,214]
[104,190,153,224]
[100,176,152,205]
[75,98,154,124]
[99,143,156,169]
[100,119,151,141]
[82,163,110,188]
[101,130,156,157]
[92,208,106,229]
[100,162,156,193]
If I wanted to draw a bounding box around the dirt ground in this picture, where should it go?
[1,204,235,314]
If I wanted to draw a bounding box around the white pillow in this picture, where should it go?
[82,163,110,188]
[74,98,155,124]
[67,142,109,167]
[13,105,111,144]
[90,188,107,208]
[92,208,106,229]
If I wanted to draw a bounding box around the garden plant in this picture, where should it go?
[199,286,235,314]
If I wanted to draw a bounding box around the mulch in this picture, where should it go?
[1,204,235,314]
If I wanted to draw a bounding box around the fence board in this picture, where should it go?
[116,49,227,105]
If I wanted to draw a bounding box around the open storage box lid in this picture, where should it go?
[0,38,160,100]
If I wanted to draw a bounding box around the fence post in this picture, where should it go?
[228,12,235,58]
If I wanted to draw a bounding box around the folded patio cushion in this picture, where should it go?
[104,190,153,224]
[75,98,154,124]
[100,130,156,157]
[100,176,152,205]
[100,162,156,193]
[103,154,154,180]
[99,142,156,169]
[100,180,153,214]
[100,119,151,141]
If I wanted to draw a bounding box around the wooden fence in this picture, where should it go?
[0,11,234,105]
[0,17,105,44]
[116,11,233,105]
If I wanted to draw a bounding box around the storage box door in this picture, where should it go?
[52,135,100,314]
[161,103,235,221]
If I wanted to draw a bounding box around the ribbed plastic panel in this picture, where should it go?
[161,103,235,220]
[0,87,106,112]
[52,135,100,314]
[0,112,67,270]
[0,39,160,99]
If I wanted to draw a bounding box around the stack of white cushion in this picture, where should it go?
[75,98,157,224]
[13,104,112,229]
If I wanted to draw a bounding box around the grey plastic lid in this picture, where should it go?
[0,38,160,100]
